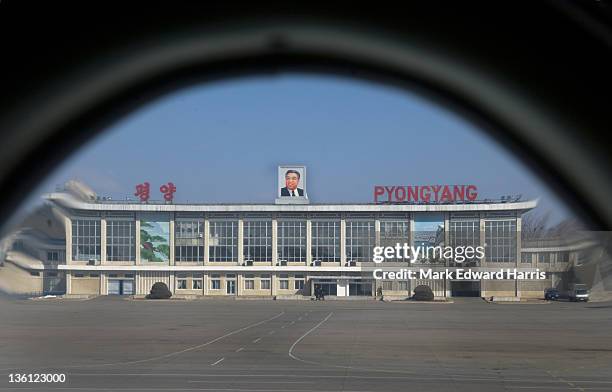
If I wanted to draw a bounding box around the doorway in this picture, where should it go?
[451,280,481,297]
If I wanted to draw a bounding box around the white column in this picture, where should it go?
[340,219,346,266]
[66,271,72,294]
[100,217,107,264]
[479,213,486,266]
[204,219,210,264]
[238,219,244,265]
[100,272,106,295]
[169,217,175,266]
[272,219,278,266]
[516,212,522,297]
[306,220,312,266]
[65,216,72,264]
[135,218,141,265]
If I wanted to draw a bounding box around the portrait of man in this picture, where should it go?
[281,169,304,196]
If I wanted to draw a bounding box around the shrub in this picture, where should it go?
[146,282,172,299]
[412,285,434,301]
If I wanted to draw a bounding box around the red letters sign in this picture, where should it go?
[374,185,478,203]
[160,182,176,202]
[134,182,177,202]
[134,182,150,202]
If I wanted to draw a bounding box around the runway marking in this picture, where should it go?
[288,312,333,361]
[268,330,275,335]
[289,321,295,325]
[24,311,286,370]
[210,357,225,366]
[235,347,244,352]
[252,337,262,343]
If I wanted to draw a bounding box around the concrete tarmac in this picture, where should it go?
[1,296,611,391]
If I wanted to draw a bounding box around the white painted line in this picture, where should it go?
[32,311,286,370]
[210,357,225,366]
[235,347,244,352]
[281,325,286,329]
[252,337,262,343]
[289,321,295,325]
[268,330,275,335]
[289,312,333,361]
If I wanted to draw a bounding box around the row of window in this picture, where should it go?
[176,273,306,290]
[72,218,517,263]
[521,251,570,263]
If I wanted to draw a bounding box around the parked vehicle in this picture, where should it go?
[544,288,559,301]
[568,283,589,302]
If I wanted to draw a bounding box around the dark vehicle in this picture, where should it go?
[544,288,559,301]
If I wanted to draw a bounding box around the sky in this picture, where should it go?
[32,73,571,223]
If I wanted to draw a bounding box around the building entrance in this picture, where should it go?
[108,279,135,295]
[451,280,481,297]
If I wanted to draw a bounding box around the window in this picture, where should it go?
[538,252,551,263]
[47,251,60,262]
[74,273,85,278]
[192,277,203,290]
[449,219,479,250]
[485,219,516,262]
[558,251,569,263]
[90,273,100,278]
[260,274,271,290]
[382,281,393,290]
[398,281,409,291]
[30,271,40,276]
[71,219,101,261]
[175,220,204,262]
[279,273,289,290]
[177,279,187,289]
[379,220,410,262]
[245,274,255,290]
[294,274,305,290]
[521,252,533,263]
[346,220,375,262]
[210,274,221,290]
[311,220,340,262]
[243,220,272,262]
[277,220,306,262]
[209,221,238,262]
[106,220,135,261]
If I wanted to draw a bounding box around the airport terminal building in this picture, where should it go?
[2,177,570,299]
[4,172,601,300]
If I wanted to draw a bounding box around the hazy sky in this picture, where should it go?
[34,73,571,222]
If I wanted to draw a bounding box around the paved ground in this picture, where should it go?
[1,296,612,391]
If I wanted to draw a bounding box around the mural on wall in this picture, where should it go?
[140,221,170,262]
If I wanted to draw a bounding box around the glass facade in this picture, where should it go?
[485,219,517,262]
[71,219,101,261]
[106,220,135,261]
[243,220,272,262]
[277,220,307,262]
[449,219,480,265]
[311,220,340,262]
[345,220,376,262]
[209,221,238,262]
[379,220,410,262]
[175,220,204,262]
